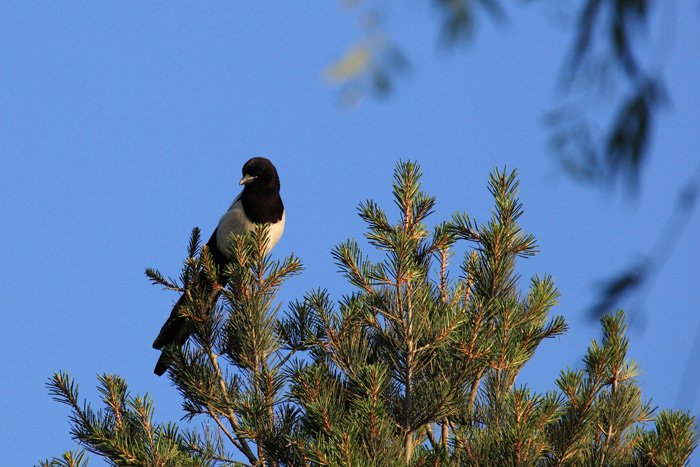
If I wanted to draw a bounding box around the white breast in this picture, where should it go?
[215,195,285,256]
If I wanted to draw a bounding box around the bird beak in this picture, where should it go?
[239,174,256,185]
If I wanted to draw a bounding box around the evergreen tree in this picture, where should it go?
[40,162,698,467]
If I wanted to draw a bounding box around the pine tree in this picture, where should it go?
[40,162,698,467]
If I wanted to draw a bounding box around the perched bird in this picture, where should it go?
[152,157,285,376]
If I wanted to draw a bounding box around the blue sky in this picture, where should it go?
[1,2,698,465]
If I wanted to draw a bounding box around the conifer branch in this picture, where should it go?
[206,344,258,465]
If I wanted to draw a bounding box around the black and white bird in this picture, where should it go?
[152,157,285,376]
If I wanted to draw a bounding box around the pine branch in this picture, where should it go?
[36,450,89,467]
[205,343,258,465]
[144,268,182,291]
[46,372,212,465]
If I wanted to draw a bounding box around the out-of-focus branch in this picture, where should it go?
[588,161,700,320]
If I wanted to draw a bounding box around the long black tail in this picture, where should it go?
[154,349,176,376]
[153,231,226,376]
[152,289,220,376]
[152,293,191,376]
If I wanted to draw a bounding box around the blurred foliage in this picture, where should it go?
[434,0,507,44]
[324,2,409,106]
[325,36,409,106]
[587,162,700,320]
[329,0,698,346]
[548,0,670,192]
[330,0,679,190]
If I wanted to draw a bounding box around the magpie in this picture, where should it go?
[152,157,285,376]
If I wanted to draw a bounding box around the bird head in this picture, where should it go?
[240,157,278,187]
